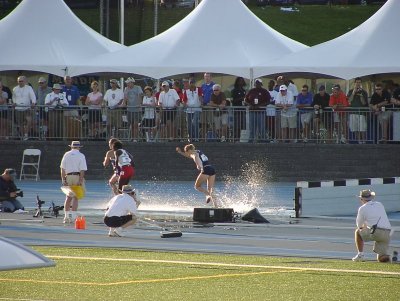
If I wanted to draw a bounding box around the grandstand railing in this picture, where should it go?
[0,105,399,144]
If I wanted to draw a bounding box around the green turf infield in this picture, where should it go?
[1,247,399,301]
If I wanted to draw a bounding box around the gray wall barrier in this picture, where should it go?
[294,177,400,217]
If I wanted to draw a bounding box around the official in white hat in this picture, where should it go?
[60,140,87,224]
[353,189,392,263]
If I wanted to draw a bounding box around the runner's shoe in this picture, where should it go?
[352,254,365,262]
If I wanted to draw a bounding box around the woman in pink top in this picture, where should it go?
[86,81,103,138]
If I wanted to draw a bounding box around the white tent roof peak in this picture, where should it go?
[69,0,308,78]
[0,0,124,76]
[254,0,399,79]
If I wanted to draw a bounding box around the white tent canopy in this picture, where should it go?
[0,237,55,271]
[0,0,124,77]
[253,0,399,80]
[69,0,307,79]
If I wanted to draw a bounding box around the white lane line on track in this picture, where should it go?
[47,255,400,276]
[0,270,295,286]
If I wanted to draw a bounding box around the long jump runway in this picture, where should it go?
[1,212,399,261]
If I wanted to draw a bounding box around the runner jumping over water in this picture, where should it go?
[176,144,217,207]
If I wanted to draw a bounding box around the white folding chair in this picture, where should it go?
[19,149,41,181]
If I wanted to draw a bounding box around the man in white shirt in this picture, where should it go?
[45,83,69,138]
[103,79,125,137]
[12,76,37,140]
[104,184,139,237]
[275,85,297,142]
[183,79,203,142]
[353,189,392,262]
[158,81,180,140]
[60,141,87,224]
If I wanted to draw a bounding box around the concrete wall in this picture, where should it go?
[2,141,399,182]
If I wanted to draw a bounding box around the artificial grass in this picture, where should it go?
[0,247,399,301]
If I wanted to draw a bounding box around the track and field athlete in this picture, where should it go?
[103,138,120,195]
[113,140,135,191]
[176,144,217,207]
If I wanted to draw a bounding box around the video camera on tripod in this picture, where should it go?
[49,202,64,218]
[33,195,64,218]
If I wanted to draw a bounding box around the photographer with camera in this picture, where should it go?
[347,77,369,144]
[353,189,392,263]
[0,168,24,212]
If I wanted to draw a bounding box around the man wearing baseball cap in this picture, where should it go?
[245,78,271,142]
[353,189,392,262]
[0,168,24,212]
[275,84,297,142]
[104,184,139,237]
[103,79,124,137]
[124,77,143,142]
[158,81,180,140]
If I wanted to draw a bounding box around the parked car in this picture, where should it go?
[160,0,196,9]
[256,0,293,6]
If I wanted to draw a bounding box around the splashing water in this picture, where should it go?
[217,160,276,213]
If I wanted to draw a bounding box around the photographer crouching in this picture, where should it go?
[0,168,24,212]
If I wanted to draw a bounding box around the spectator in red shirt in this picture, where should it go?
[329,84,349,143]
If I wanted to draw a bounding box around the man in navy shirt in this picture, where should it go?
[62,76,81,139]
[201,73,215,140]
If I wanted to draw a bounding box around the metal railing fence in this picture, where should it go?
[0,105,399,144]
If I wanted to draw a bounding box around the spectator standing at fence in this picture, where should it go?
[201,73,215,139]
[275,85,296,142]
[231,77,247,142]
[267,80,278,142]
[158,81,180,141]
[0,82,10,139]
[104,79,124,137]
[183,79,203,142]
[62,76,81,139]
[174,80,186,141]
[245,79,270,143]
[0,79,12,102]
[352,189,391,263]
[60,141,87,224]
[209,84,228,142]
[12,76,37,140]
[86,81,103,139]
[329,84,349,144]
[124,77,143,142]
[141,86,158,141]
[391,85,400,139]
[296,84,313,143]
[347,77,369,144]
[369,83,392,143]
[35,77,52,139]
[45,83,68,139]
[311,85,331,142]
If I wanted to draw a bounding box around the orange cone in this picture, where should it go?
[75,216,82,230]
[80,216,86,230]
